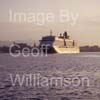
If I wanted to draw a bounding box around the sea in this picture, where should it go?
[0,52,100,100]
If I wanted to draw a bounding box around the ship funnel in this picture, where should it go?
[63,31,68,39]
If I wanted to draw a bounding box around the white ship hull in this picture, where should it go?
[53,46,80,54]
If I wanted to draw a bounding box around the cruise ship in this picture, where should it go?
[39,31,80,54]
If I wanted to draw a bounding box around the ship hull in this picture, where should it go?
[53,46,80,54]
[41,46,80,54]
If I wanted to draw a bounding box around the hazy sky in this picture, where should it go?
[0,0,100,46]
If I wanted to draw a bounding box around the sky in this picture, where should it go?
[0,0,100,46]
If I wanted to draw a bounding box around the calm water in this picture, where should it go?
[0,53,100,100]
